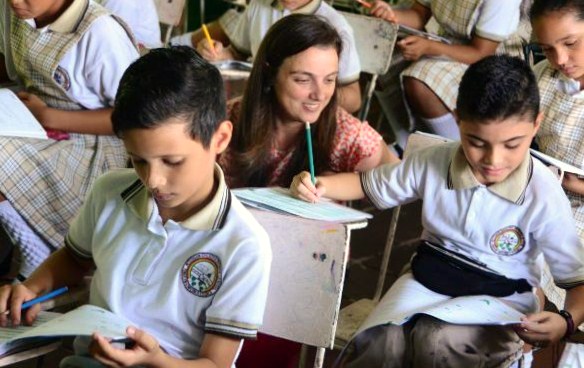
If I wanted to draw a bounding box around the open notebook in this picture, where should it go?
[0,305,130,358]
[0,89,47,139]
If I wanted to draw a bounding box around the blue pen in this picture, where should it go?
[305,122,316,185]
[21,286,69,311]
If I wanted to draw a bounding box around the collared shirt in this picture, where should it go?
[0,0,137,108]
[226,0,361,84]
[361,142,584,312]
[66,165,272,359]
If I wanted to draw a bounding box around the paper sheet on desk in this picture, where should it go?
[233,187,372,222]
[355,274,525,337]
[0,89,48,139]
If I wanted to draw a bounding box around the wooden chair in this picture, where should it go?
[340,12,398,122]
[153,0,187,46]
[248,208,367,368]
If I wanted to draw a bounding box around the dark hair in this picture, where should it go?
[111,46,226,148]
[229,14,343,187]
[530,0,584,21]
[456,55,539,123]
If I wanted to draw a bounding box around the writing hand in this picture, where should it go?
[90,326,163,367]
[290,171,326,203]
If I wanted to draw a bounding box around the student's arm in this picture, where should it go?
[517,284,584,346]
[338,81,362,114]
[398,35,499,64]
[290,171,365,203]
[562,174,584,196]
[17,91,114,135]
[91,329,241,368]
[0,247,94,327]
[370,1,432,30]
[354,140,401,172]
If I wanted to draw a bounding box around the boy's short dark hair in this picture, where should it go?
[111,46,226,148]
[530,0,584,22]
[456,55,539,123]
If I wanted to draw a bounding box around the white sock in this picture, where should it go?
[0,201,51,279]
[170,32,195,47]
[419,113,460,140]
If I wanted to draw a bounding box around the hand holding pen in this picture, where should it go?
[0,285,68,326]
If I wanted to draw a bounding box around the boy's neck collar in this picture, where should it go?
[448,146,532,205]
[41,0,88,34]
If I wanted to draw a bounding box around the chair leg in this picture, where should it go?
[313,347,325,368]
[373,205,401,302]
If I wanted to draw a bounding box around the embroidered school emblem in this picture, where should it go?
[490,226,525,256]
[182,253,222,297]
[53,66,71,91]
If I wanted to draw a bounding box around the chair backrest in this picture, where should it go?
[340,12,398,121]
[153,0,186,46]
[250,208,362,350]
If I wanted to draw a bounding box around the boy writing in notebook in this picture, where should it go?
[0,46,272,368]
[291,55,584,367]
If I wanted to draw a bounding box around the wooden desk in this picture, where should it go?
[0,340,61,367]
[249,208,367,367]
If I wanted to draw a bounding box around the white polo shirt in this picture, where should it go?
[65,165,272,359]
[0,0,138,108]
[227,0,361,84]
[361,142,584,312]
[96,0,162,48]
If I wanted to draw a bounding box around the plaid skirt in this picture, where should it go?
[0,134,127,249]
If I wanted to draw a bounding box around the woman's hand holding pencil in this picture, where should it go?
[290,171,326,203]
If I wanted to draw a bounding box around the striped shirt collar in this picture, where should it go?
[271,0,321,14]
[448,146,532,204]
[120,164,232,231]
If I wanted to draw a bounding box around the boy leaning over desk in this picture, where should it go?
[291,55,584,367]
[0,46,272,368]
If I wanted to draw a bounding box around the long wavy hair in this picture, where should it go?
[229,14,343,187]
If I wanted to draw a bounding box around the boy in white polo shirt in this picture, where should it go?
[0,46,272,368]
[291,55,584,367]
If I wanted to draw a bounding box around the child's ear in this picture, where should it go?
[452,109,459,125]
[533,111,544,136]
[212,120,233,154]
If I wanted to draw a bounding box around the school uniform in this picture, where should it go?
[96,0,162,48]
[65,165,272,360]
[401,0,525,111]
[343,142,584,367]
[226,0,361,85]
[0,0,138,256]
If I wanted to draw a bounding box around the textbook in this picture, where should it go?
[530,149,584,178]
[233,187,373,223]
[355,274,526,336]
[0,304,130,357]
[0,89,48,139]
[398,24,452,44]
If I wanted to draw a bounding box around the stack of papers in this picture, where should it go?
[233,187,372,223]
[0,89,47,139]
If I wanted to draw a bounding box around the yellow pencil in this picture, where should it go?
[201,24,217,56]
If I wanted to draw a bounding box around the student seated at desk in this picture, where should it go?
[0,46,272,368]
[96,0,162,48]
[369,0,529,140]
[171,0,363,113]
[291,55,584,367]
[218,13,397,368]
[0,0,138,280]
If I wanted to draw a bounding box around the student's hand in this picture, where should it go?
[514,312,567,348]
[562,173,584,195]
[0,284,41,327]
[196,39,230,61]
[290,171,326,203]
[370,0,398,23]
[398,36,433,61]
[90,326,164,367]
[17,91,50,127]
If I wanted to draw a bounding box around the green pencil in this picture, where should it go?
[305,122,316,184]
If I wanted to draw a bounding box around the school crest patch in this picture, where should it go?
[490,226,525,256]
[181,253,222,297]
[53,66,71,91]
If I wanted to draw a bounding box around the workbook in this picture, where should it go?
[233,187,372,223]
[355,274,526,337]
[530,149,584,178]
[0,304,130,357]
[398,24,452,44]
[0,88,48,139]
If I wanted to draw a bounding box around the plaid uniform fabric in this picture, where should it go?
[0,0,128,249]
[401,0,528,110]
